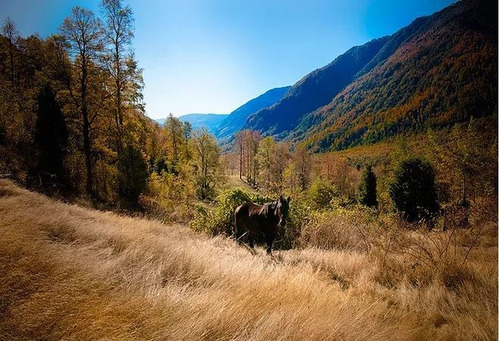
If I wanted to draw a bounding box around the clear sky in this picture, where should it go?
[0,0,456,119]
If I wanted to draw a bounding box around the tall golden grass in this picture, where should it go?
[0,179,497,340]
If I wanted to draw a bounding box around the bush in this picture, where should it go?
[190,189,304,250]
[139,173,195,223]
[190,189,269,236]
[389,157,439,222]
[308,178,339,210]
[281,196,311,249]
[117,145,148,205]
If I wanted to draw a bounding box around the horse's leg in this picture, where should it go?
[233,213,241,240]
[265,233,275,255]
[248,232,255,249]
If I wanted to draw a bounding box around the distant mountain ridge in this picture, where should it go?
[243,0,497,152]
[244,37,390,138]
[156,114,229,133]
[215,86,290,139]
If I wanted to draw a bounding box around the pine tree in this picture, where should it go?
[389,157,439,222]
[359,164,378,208]
[33,84,68,185]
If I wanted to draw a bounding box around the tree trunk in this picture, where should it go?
[461,171,466,205]
[115,43,123,155]
[81,57,93,197]
[83,108,93,196]
[9,38,14,87]
[239,145,242,180]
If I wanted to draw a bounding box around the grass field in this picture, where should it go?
[0,179,497,340]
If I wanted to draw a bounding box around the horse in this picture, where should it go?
[234,195,290,255]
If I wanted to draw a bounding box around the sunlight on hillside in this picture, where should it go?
[0,0,497,340]
[0,179,496,341]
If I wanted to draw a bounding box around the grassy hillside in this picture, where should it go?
[1,179,497,340]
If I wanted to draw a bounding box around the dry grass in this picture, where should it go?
[0,179,497,340]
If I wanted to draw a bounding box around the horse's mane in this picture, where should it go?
[260,200,279,217]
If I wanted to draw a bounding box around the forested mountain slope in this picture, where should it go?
[293,0,497,152]
[243,37,390,138]
[240,0,496,153]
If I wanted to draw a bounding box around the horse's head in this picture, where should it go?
[277,195,291,227]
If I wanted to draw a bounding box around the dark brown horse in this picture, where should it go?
[234,195,290,255]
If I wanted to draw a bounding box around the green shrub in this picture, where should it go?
[389,157,439,222]
[117,145,148,206]
[281,197,311,249]
[308,178,339,210]
[190,189,306,250]
[190,189,269,236]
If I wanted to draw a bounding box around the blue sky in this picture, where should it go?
[1,0,456,119]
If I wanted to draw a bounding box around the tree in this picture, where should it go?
[256,136,276,190]
[33,84,68,184]
[60,7,103,196]
[2,17,18,87]
[359,164,378,208]
[182,121,192,160]
[235,130,245,179]
[234,130,260,185]
[192,129,222,200]
[1,18,19,149]
[164,113,184,166]
[292,145,312,191]
[308,178,338,209]
[117,144,148,205]
[427,121,496,206]
[389,157,439,222]
[247,131,261,185]
[270,142,290,192]
[101,0,140,152]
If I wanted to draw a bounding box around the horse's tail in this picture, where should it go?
[233,206,240,239]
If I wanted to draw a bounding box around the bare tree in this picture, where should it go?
[235,131,245,180]
[101,0,138,152]
[2,17,18,88]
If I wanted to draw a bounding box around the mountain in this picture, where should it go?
[215,86,291,139]
[179,113,229,133]
[243,0,497,152]
[156,114,229,133]
[243,38,389,138]
[295,0,497,152]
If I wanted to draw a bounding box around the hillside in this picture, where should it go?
[243,37,389,138]
[242,0,497,152]
[1,179,497,340]
[295,0,497,152]
[215,86,290,139]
